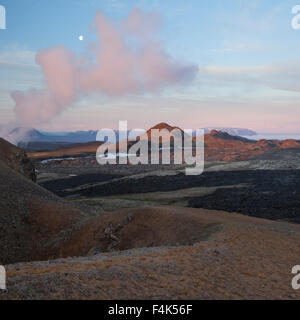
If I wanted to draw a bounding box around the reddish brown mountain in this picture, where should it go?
[201,130,300,161]
[143,122,186,144]
[147,122,184,134]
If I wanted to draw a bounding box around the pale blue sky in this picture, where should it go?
[1,0,300,133]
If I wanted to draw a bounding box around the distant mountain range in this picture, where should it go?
[13,128,99,143]
[203,128,256,136]
[26,122,300,162]
[4,126,257,146]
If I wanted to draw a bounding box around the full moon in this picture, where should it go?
[78,35,84,41]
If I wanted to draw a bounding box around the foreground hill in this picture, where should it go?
[3,206,300,300]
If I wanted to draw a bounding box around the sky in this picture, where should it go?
[1,0,300,133]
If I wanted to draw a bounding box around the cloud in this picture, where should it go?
[198,63,300,93]
[0,48,37,69]
[211,43,263,54]
[105,0,126,9]
[11,8,198,127]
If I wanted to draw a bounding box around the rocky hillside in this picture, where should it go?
[0,159,83,264]
[0,138,36,181]
[0,138,93,264]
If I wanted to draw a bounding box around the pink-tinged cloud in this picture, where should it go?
[11,8,198,126]
[12,47,79,125]
[36,47,78,106]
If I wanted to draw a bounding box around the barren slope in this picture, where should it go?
[2,206,300,300]
[0,161,86,264]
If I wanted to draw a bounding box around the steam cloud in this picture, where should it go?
[11,8,198,127]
